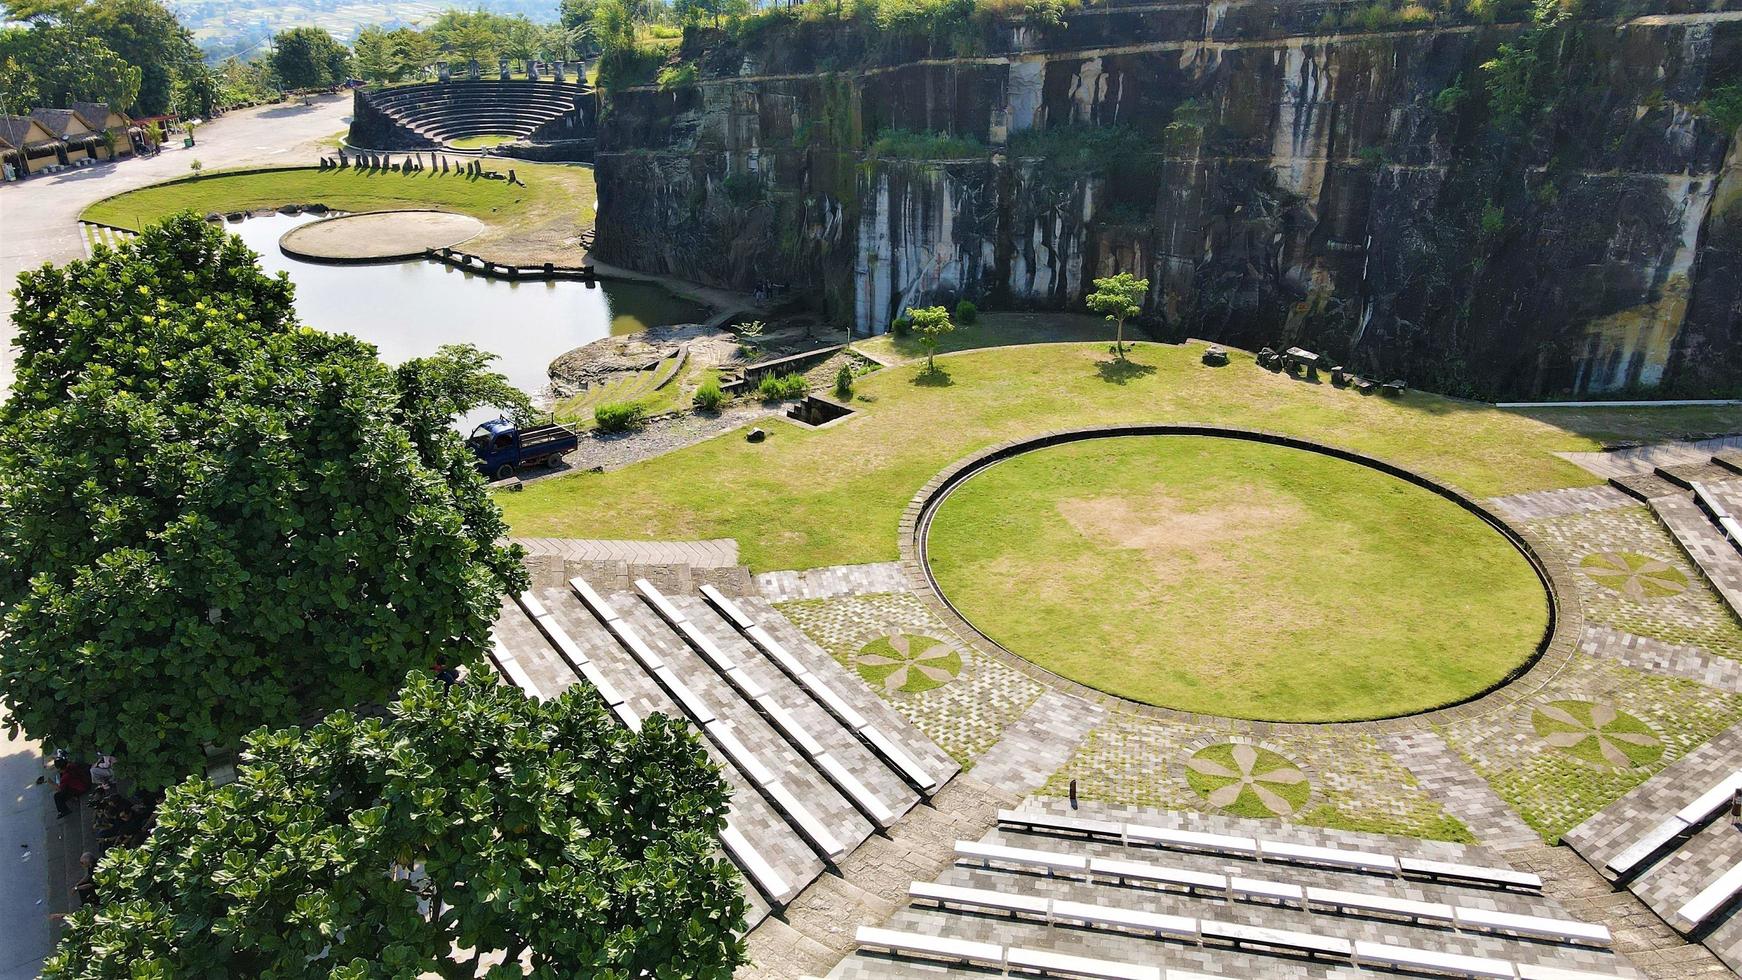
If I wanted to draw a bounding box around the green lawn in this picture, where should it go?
[447,134,516,149]
[925,435,1548,722]
[500,342,1725,573]
[81,163,598,258]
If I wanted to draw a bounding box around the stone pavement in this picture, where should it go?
[1582,625,1742,692]
[511,535,740,568]
[755,563,910,603]
[951,690,1106,797]
[1382,729,1542,851]
[1651,495,1742,622]
[1559,437,1742,479]
[1488,484,1638,521]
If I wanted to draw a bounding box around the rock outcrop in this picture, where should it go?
[592,0,1742,398]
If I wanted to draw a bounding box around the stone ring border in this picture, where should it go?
[896,424,1583,736]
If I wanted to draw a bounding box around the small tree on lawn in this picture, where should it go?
[907,305,954,375]
[43,673,749,979]
[1086,272,1149,359]
[0,212,528,790]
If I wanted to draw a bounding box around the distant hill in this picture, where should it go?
[177,0,556,62]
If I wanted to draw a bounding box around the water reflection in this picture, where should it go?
[225,213,709,399]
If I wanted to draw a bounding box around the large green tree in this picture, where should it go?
[43,673,750,978]
[0,22,140,114]
[6,0,198,115]
[0,214,527,790]
[269,25,351,89]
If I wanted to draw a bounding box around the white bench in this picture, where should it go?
[1088,857,1228,895]
[1305,886,1455,924]
[909,881,1050,919]
[1352,940,1514,978]
[517,591,550,619]
[1124,824,1258,858]
[1401,856,1543,892]
[1231,875,1304,907]
[766,781,847,859]
[1261,840,1399,875]
[721,822,790,901]
[651,666,715,724]
[634,579,689,626]
[1678,859,1742,929]
[610,701,642,731]
[861,724,940,792]
[488,636,546,700]
[1048,899,1199,941]
[1605,817,1691,878]
[572,660,625,707]
[703,720,776,786]
[1454,906,1612,947]
[814,752,897,826]
[1675,771,1742,825]
[1005,946,1161,980]
[1199,920,1353,959]
[699,583,756,630]
[1695,485,1733,521]
[762,701,825,755]
[567,577,618,621]
[1000,808,1124,840]
[855,926,1004,968]
[957,839,1088,877]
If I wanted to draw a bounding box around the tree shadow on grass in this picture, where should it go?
[912,365,954,387]
[1096,356,1157,385]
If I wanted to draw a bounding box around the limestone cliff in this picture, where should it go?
[592,0,1742,398]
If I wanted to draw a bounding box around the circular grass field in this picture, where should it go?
[923,435,1550,722]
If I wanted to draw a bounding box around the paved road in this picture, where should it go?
[0,93,350,976]
[0,94,352,391]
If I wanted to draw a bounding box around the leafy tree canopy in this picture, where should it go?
[1086,271,1148,357]
[44,673,750,979]
[4,0,197,115]
[0,22,140,116]
[270,25,351,90]
[0,213,527,789]
[906,304,954,373]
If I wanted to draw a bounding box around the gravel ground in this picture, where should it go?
[513,400,790,484]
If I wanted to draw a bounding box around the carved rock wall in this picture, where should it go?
[593,0,1742,398]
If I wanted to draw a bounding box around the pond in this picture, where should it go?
[226,213,711,402]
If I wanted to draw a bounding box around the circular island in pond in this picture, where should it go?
[920,432,1551,723]
[278,210,485,263]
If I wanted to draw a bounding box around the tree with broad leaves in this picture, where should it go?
[906,305,955,375]
[42,672,750,979]
[270,25,351,90]
[0,212,528,790]
[1086,272,1149,359]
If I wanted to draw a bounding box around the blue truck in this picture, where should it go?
[467,417,579,481]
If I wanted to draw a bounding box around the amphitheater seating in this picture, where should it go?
[842,806,1635,979]
[355,80,591,149]
[487,571,959,922]
[1678,861,1742,930]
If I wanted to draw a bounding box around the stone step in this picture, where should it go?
[521,587,826,907]
[1609,471,1685,502]
[607,593,875,863]
[1649,496,1742,624]
[1656,463,1739,490]
[661,589,923,828]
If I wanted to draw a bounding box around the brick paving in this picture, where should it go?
[1582,625,1742,692]
[511,536,739,568]
[1651,495,1742,623]
[755,563,910,602]
[773,592,1045,765]
[1382,729,1541,850]
[1528,505,1742,660]
[1487,484,1638,521]
[1558,438,1742,480]
[966,691,1106,797]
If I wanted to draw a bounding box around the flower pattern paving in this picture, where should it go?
[855,633,962,694]
[1529,506,1742,660]
[774,592,1043,765]
[1440,657,1742,842]
[1186,743,1311,817]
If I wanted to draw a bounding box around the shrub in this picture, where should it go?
[757,372,807,401]
[869,128,985,159]
[891,315,911,336]
[954,300,978,324]
[656,61,698,89]
[834,362,854,398]
[693,376,725,411]
[722,172,765,208]
[594,400,647,432]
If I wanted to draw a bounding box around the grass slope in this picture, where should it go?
[926,435,1547,721]
[500,342,1725,573]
